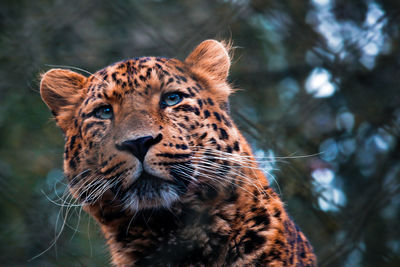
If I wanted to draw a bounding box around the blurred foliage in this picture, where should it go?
[0,0,399,266]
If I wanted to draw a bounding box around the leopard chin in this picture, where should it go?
[119,171,181,211]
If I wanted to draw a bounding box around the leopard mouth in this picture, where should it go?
[118,171,183,211]
[127,171,174,196]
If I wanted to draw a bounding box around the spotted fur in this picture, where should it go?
[40,40,316,266]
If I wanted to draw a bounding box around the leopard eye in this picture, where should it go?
[161,92,183,107]
[94,105,113,119]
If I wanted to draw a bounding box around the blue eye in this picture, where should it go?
[161,92,183,107]
[94,105,113,119]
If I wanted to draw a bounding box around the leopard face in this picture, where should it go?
[41,40,246,212]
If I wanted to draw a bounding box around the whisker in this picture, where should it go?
[192,158,274,200]
[190,165,264,200]
[190,145,321,160]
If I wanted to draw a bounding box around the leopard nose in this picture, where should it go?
[117,134,163,162]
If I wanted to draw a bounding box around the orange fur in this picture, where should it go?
[40,40,316,266]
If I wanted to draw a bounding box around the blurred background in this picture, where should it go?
[0,0,399,266]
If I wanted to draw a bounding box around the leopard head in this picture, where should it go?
[40,40,251,213]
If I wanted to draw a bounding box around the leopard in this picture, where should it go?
[40,39,317,266]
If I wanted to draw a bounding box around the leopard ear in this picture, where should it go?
[185,40,231,83]
[40,69,86,132]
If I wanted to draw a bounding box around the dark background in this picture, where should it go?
[0,0,399,266]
